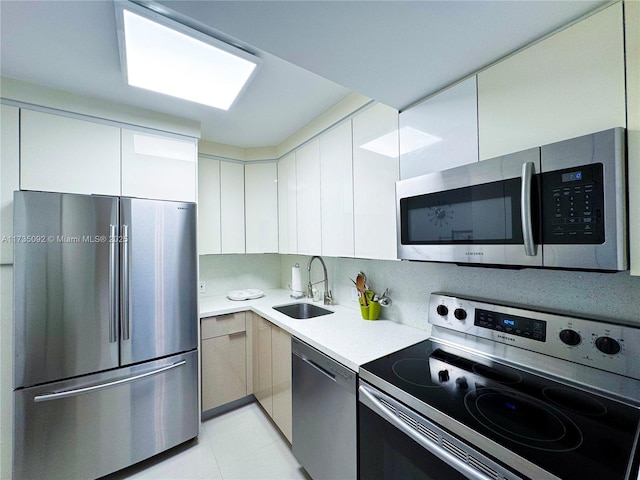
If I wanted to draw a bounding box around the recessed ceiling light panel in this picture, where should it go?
[114,2,261,110]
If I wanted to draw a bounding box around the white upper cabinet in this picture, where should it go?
[245,162,278,253]
[1,105,19,264]
[626,0,640,276]
[121,129,197,202]
[20,109,121,195]
[352,104,399,260]
[277,153,297,255]
[320,121,354,257]
[197,156,221,255]
[295,139,322,256]
[400,76,478,178]
[220,161,245,254]
[478,2,625,160]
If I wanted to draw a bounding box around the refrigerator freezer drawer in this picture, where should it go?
[13,350,198,480]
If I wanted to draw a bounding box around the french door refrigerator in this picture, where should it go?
[12,191,198,479]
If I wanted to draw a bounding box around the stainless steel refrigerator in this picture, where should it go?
[12,191,199,479]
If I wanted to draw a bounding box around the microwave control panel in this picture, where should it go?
[540,163,605,244]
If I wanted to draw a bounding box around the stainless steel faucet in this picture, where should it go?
[306,255,333,305]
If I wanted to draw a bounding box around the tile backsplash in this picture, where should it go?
[200,254,640,332]
[199,254,281,296]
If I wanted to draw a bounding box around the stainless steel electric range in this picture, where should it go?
[359,293,640,480]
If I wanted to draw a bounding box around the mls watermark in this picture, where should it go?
[1,235,128,244]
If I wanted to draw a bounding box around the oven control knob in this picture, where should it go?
[454,308,467,321]
[455,377,468,390]
[436,305,449,316]
[595,336,621,355]
[438,370,450,383]
[559,329,581,346]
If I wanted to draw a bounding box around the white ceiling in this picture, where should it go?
[0,0,605,148]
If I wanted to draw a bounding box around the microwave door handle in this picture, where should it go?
[521,162,537,256]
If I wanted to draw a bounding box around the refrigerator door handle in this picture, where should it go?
[109,224,118,343]
[33,360,186,403]
[121,224,130,341]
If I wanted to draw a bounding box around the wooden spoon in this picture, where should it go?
[356,272,367,306]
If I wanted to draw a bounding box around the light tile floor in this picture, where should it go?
[105,402,310,480]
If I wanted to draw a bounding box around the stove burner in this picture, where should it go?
[472,363,522,385]
[465,388,583,452]
[542,387,608,416]
[392,359,442,388]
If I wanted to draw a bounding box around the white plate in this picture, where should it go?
[227,289,264,301]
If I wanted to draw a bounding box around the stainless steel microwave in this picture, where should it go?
[396,128,627,271]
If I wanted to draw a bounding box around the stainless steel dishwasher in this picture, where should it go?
[292,337,357,480]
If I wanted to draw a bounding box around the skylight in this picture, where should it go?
[115,3,261,110]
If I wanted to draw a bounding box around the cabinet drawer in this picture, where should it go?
[201,312,246,339]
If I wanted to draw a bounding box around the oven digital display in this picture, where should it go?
[475,309,546,342]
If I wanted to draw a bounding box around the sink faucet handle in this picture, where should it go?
[324,290,333,305]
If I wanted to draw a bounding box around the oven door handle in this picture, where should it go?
[521,162,537,257]
[359,384,496,480]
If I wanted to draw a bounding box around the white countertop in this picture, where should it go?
[199,289,430,372]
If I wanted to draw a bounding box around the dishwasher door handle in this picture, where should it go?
[298,355,336,382]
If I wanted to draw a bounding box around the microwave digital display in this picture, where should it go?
[562,171,583,182]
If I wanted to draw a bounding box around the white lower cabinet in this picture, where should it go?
[352,103,400,260]
[201,312,250,412]
[252,313,292,442]
[20,109,121,196]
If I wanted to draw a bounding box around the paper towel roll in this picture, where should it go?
[291,264,303,294]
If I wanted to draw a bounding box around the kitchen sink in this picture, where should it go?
[273,302,334,319]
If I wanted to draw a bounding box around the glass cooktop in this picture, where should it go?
[360,339,640,480]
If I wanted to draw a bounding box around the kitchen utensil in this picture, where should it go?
[379,288,391,307]
[356,272,367,306]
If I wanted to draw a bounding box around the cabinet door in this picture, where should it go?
[352,104,399,260]
[1,104,19,264]
[271,326,292,443]
[201,332,247,411]
[220,161,245,254]
[20,109,120,196]
[320,121,354,257]
[197,157,221,255]
[278,153,297,254]
[478,3,625,160]
[121,129,197,202]
[399,76,478,178]
[252,314,273,416]
[296,139,322,255]
[201,312,245,340]
[245,162,278,253]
